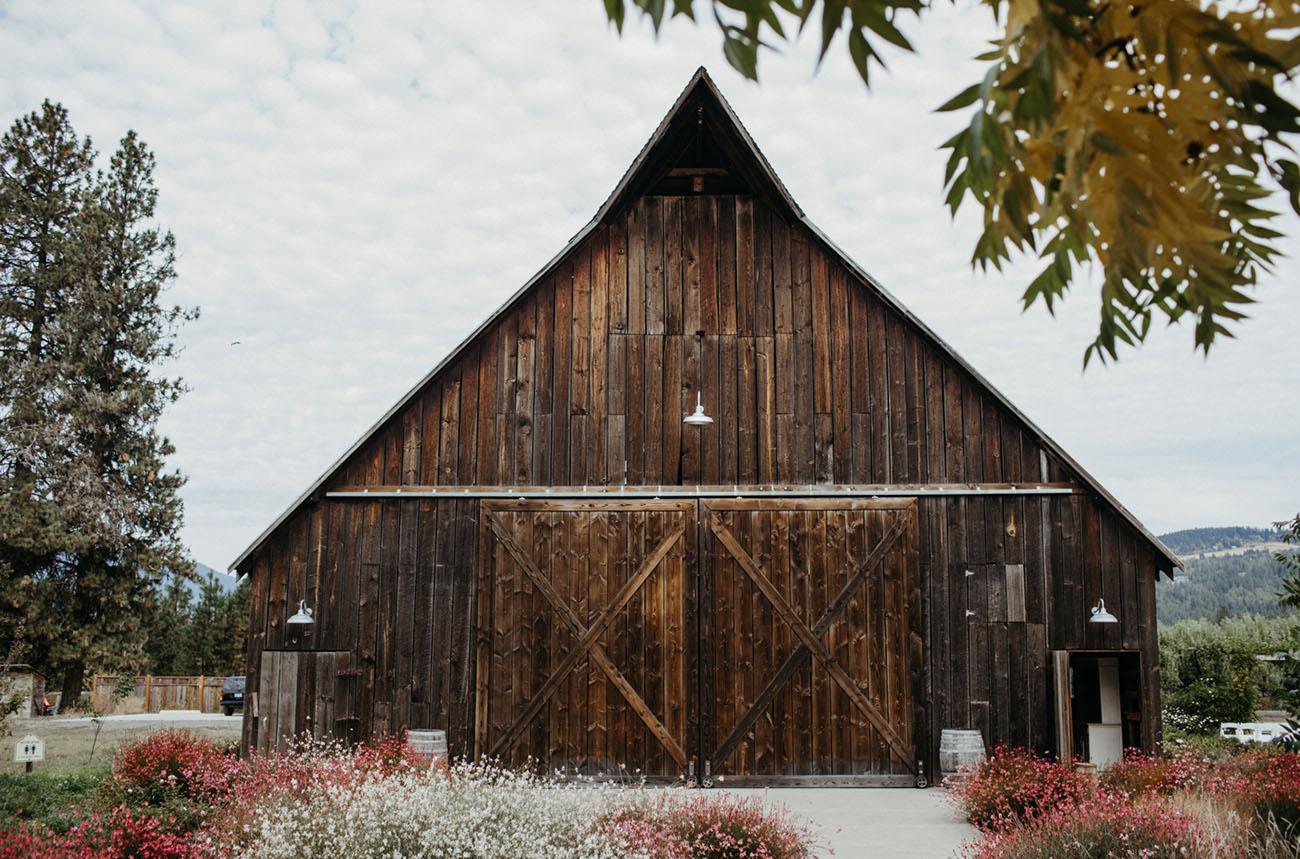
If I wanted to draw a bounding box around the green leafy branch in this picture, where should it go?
[602,0,1300,365]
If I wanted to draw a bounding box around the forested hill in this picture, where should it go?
[1156,526,1295,624]
[1160,526,1284,556]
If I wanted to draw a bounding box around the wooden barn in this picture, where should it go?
[233,69,1179,786]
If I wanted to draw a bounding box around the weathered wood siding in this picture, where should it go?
[327,196,1078,490]
[239,194,1163,773]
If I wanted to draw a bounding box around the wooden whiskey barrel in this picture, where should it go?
[939,729,986,780]
[407,729,448,766]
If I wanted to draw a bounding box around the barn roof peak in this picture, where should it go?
[587,65,804,225]
[230,68,1181,574]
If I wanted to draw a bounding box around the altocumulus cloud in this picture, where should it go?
[1,0,1296,567]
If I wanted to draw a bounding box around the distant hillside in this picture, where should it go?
[1159,526,1283,556]
[1156,526,1296,624]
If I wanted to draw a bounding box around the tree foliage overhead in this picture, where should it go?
[603,0,1300,365]
[0,101,195,703]
[1276,513,1300,608]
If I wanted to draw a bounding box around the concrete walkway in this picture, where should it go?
[723,788,974,859]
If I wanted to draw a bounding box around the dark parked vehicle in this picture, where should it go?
[221,675,245,716]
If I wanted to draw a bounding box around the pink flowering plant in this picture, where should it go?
[1101,747,1300,830]
[593,791,821,859]
[1245,751,1300,833]
[109,729,241,806]
[964,792,1209,859]
[0,807,198,859]
[946,745,1094,832]
[957,745,1300,857]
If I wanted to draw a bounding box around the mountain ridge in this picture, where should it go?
[1156,525,1295,624]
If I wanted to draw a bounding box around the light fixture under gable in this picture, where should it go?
[287,599,314,625]
[1089,599,1118,624]
[683,391,713,426]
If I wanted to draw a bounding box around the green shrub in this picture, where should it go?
[0,764,110,833]
[1162,726,1244,757]
[1158,616,1298,732]
[1168,677,1258,728]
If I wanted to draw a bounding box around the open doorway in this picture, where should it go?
[1052,651,1144,768]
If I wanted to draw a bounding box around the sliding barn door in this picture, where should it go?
[474,500,696,781]
[700,499,920,785]
[255,650,360,754]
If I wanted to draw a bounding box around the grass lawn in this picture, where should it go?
[0,763,110,833]
[2,716,242,774]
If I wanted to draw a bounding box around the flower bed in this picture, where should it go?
[234,766,622,859]
[952,745,1300,858]
[0,730,820,858]
[593,791,817,859]
[946,745,1093,832]
[967,792,1207,859]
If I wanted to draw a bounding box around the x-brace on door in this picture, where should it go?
[698,498,920,786]
[474,500,696,781]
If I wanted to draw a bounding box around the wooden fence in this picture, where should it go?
[90,675,226,715]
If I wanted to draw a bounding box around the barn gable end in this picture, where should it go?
[235,69,1174,777]
[233,68,1176,575]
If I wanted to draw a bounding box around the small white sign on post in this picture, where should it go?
[14,734,44,768]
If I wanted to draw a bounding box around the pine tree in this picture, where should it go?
[219,577,250,676]
[0,101,94,610]
[0,102,194,704]
[185,575,228,676]
[143,576,192,675]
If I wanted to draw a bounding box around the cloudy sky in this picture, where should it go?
[3,1,1297,569]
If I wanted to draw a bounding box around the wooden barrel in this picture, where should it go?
[939,729,986,780]
[407,729,448,766]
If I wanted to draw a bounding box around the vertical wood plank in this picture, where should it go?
[662,335,683,483]
[738,337,758,483]
[590,233,610,484]
[683,197,702,336]
[664,197,684,335]
[551,265,572,484]
[735,198,755,335]
[718,197,737,335]
[609,216,628,334]
[625,334,645,484]
[699,198,719,334]
[645,197,665,335]
[829,267,851,482]
[627,200,646,335]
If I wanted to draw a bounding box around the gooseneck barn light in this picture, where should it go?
[1089,599,1118,624]
[287,599,315,625]
[683,392,714,426]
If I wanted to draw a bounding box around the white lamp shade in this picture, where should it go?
[287,599,314,625]
[683,392,713,426]
[1089,599,1118,624]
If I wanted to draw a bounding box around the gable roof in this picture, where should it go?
[231,67,1180,574]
